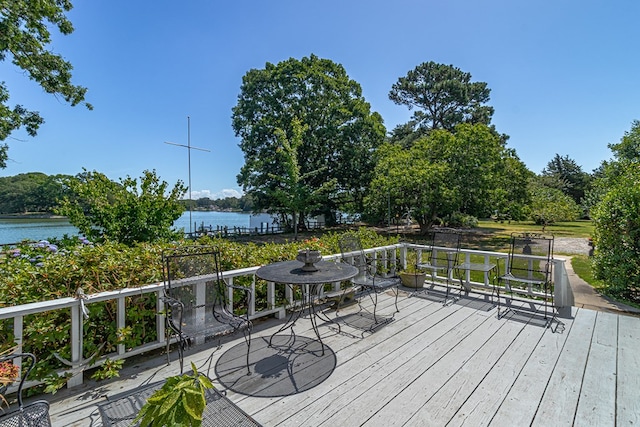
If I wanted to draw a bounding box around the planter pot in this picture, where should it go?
[399,272,426,288]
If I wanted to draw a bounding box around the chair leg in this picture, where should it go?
[394,286,400,313]
[243,327,252,376]
[371,289,379,324]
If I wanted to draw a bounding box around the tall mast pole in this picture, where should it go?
[187,116,192,233]
[164,117,210,236]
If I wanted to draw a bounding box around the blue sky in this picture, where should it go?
[2,0,638,199]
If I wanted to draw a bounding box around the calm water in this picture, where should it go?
[0,211,252,244]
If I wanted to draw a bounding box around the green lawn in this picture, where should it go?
[475,219,594,238]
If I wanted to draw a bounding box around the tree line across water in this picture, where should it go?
[0,172,252,216]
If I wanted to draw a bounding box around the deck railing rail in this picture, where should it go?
[0,243,569,389]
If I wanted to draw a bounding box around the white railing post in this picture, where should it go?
[117,296,126,355]
[67,303,83,388]
[156,289,165,346]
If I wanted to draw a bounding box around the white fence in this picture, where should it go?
[0,243,569,388]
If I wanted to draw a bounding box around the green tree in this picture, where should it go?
[365,140,455,233]
[366,124,518,233]
[541,154,591,206]
[388,61,494,135]
[527,177,581,229]
[232,55,385,223]
[0,172,69,213]
[56,170,186,245]
[492,149,533,221]
[590,120,640,300]
[266,120,335,239]
[591,162,640,300]
[608,119,640,162]
[0,1,92,166]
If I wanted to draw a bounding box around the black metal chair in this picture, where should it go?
[0,353,52,427]
[338,234,400,327]
[416,228,462,305]
[497,233,555,324]
[163,246,252,374]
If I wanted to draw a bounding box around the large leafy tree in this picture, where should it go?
[56,170,186,245]
[388,62,494,138]
[266,120,335,239]
[527,177,581,229]
[232,55,385,223]
[366,124,519,233]
[541,154,591,206]
[366,136,456,233]
[0,0,92,167]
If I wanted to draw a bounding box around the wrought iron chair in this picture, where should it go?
[338,234,400,327]
[0,353,52,427]
[497,233,555,324]
[163,246,252,374]
[416,228,462,305]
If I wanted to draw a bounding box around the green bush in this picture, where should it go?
[591,164,640,301]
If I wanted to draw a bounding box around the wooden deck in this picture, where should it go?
[46,287,640,426]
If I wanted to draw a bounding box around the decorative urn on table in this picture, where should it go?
[296,249,322,272]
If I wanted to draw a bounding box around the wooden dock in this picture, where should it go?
[45,288,640,426]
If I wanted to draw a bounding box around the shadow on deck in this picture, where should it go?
[43,287,640,426]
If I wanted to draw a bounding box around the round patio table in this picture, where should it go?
[256,260,358,354]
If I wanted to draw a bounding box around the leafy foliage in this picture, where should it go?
[0,173,70,213]
[56,169,186,245]
[527,177,581,229]
[591,121,640,301]
[0,0,92,166]
[388,61,494,135]
[232,54,385,222]
[366,124,524,232]
[134,363,213,427]
[541,154,591,208]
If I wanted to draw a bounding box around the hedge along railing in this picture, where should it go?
[0,243,570,390]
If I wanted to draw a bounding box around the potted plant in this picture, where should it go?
[134,363,213,427]
[399,251,427,288]
[0,346,20,409]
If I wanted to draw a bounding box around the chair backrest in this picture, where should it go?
[338,234,369,279]
[0,353,52,427]
[427,229,461,269]
[506,233,554,282]
[162,245,228,312]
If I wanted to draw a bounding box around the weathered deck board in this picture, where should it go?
[42,290,640,427]
[446,312,548,427]
[574,311,618,426]
[488,307,575,426]
[531,308,597,426]
[617,313,640,425]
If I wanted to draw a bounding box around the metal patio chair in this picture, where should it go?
[416,228,462,305]
[0,353,52,427]
[163,246,252,374]
[497,233,555,324]
[338,234,400,327]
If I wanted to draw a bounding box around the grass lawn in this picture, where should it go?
[475,219,594,238]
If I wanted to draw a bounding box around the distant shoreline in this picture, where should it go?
[0,213,67,220]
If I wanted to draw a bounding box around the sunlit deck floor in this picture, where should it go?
[47,287,640,426]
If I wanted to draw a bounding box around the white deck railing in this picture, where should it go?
[0,243,569,388]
